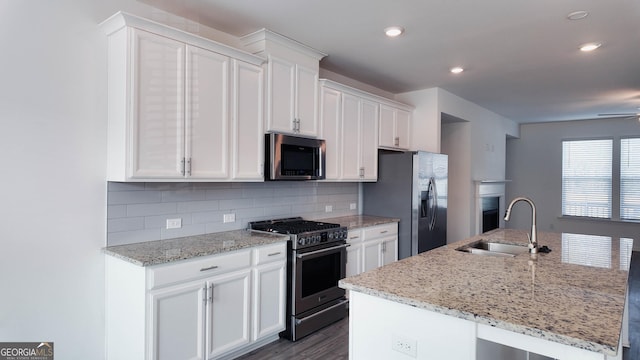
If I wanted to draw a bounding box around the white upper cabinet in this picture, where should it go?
[101,12,265,182]
[240,29,326,138]
[186,45,230,179]
[266,56,318,137]
[321,82,379,181]
[319,85,342,180]
[130,29,186,179]
[231,60,264,180]
[320,80,413,182]
[379,104,412,150]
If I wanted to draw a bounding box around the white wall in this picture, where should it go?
[505,117,640,249]
[0,1,249,358]
[396,87,440,152]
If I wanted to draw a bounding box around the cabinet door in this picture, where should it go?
[232,60,264,180]
[381,236,398,266]
[267,56,296,134]
[295,64,319,137]
[131,29,185,179]
[396,109,411,149]
[363,239,383,272]
[206,269,251,359]
[185,45,229,179]
[319,86,342,180]
[378,105,396,149]
[360,99,379,181]
[346,243,363,277]
[252,261,286,341]
[341,93,362,180]
[149,281,206,360]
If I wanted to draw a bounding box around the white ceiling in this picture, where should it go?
[140,0,640,123]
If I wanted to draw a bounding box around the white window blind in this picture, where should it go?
[621,138,640,220]
[562,139,612,218]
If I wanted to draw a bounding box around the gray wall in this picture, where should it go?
[108,182,359,246]
[505,117,640,249]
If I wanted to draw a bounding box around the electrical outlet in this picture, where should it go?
[391,334,417,358]
[223,213,236,223]
[325,205,333,212]
[350,203,357,210]
[166,218,182,229]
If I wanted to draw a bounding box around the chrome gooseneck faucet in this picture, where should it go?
[504,196,538,254]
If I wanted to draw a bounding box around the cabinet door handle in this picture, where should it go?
[186,158,192,176]
[395,137,400,146]
[180,158,186,176]
[359,167,364,178]
[268,252,281,257]
[208,284,213,303]
[200,265,219,272]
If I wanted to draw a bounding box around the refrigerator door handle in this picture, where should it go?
[428,177,438,231]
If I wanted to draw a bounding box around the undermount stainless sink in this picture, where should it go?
[456,239,529,257]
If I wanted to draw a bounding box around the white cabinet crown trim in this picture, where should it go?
[240,28,326,61]
[100,11,265,66]
[319,79,413,112]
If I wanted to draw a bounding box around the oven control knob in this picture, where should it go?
[328,232,334,240]
[298,237,305,246]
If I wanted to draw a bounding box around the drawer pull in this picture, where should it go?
[349,236,360,239]
[267,252,282,257]
[380,230,388,234]
[200,265,219,272]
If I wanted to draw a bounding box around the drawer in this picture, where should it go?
[148,249,251,289]
[254,242,287,265]
[346,229,363,243]
[363,223,398,240]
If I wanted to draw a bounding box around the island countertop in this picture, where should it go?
[339,228,633,356]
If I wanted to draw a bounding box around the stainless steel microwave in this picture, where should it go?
[265,133,326,180]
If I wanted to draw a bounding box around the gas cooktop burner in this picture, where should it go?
[249,217,347,249]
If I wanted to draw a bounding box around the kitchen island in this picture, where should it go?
[339,229,632,360]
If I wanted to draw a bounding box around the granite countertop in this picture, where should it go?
[339,228,633,356]
[320,215,399,230]
[104,230,289,267]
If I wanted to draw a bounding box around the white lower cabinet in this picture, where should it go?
[362,223,399,272]
[346,229,363,278]
[149,280,206,360]
[345,222,398,277]
[252,252,287,341]
[106,242,287,360]
[206,269,252,358]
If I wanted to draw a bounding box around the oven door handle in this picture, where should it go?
[295,243,350,258]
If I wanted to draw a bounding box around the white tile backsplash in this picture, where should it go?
[107,181,359,246]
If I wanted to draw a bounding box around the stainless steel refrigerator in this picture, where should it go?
[363,150,448,259]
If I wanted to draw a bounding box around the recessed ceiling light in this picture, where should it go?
[384,26,404,37]
[580,42,602,52]
[567,11,589,20]
[450,67,464,74]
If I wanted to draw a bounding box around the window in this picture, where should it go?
[621,138,640,220]
[562,139,612,218]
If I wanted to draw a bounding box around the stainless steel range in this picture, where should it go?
[249,217,349,341]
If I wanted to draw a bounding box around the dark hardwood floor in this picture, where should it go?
[239,251,640,360]
[237,317,349,360]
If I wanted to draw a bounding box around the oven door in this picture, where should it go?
[292,242,347,315]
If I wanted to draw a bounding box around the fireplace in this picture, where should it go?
[474,180,509,235]
[481,197,499,233]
